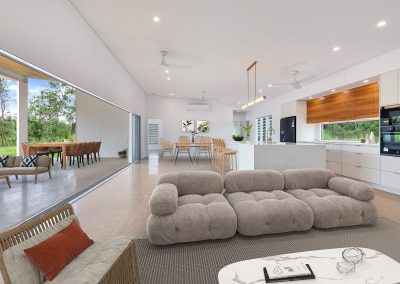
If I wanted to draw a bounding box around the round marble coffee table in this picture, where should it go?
[218,248,400,283]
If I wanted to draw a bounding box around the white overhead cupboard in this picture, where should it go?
[380,69,400,106]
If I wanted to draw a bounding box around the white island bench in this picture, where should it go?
[226,142,326,172]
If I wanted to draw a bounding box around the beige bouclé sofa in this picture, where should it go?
[147,171,237,245]
[0,156,51,184]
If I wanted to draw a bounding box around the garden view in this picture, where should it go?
[0,77,76,156]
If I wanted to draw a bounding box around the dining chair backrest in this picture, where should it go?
[177,136,190,150]
[160,138,173,150]
[196,136,211,151]
[75,143,87,156]
[94,141,101,153]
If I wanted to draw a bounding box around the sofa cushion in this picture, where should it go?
[287,188,378,228]
[149,183,178,215]
[224,170,284,193]
[328,177,374,201]
[157,171,224,195]
[225,190,313,236]
[44,236,133,284]
[2,215,76,284]
[147,193,237,245]
[5,156,16,168]
[20,155,38,167]
[283,168,335,190]
[0,156,8,167]
[24,220,94,281]
[0,166,48,175]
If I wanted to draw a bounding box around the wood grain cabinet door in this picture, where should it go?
[307,98,326,123]
[355,83,379,119]
[339,90,356,121]
[324,93,341,122]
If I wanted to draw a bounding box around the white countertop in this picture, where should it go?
[228,141,325,146]
[298,141,380,147]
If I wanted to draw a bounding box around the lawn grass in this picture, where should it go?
[0,146,17,156]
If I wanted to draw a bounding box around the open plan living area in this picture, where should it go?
[1,0,400,283]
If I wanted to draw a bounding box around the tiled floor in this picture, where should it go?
[73,152,400,242]
[0,158,128,230]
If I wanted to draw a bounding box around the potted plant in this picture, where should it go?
[232,134,244,141]
[241,123,253,142]
[118,149,127,158]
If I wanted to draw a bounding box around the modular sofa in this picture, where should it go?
[224,170,314,236]
[0,156,51,184]
[147,171,237,245]
[283,168,378,228]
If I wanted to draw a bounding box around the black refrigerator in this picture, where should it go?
[280,116,296,143]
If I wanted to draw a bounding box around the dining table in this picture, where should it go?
[25,142,77,170]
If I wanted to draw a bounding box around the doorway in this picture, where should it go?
[129,114,141,163]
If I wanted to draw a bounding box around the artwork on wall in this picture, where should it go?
[181,120,209,133]
[196,120,209,133]
[181,120,195,132]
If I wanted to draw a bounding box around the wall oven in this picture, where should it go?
[381,106,400,156]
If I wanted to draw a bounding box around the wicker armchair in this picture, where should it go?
[175,136,193,164]
[0,203,141,284]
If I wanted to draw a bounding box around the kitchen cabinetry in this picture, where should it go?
[381,156,400,193]
[380,70,399,107]
[307,98,325,123]
[355,83,379,119]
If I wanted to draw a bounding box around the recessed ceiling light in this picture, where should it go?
[170,93,174,96]
[377,20,386,28]
[166,77,171,81]
[165,69,170,73]
[309,96,313,99]
[332,46,341,52]
[331,89,336,92]
[363,79,369,83]
[268,84,272,87]
[258,89,263,93]
[153,16,160,23]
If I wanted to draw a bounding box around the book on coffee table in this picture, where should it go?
[263,262,315,282]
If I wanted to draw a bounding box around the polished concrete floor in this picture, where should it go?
[0,158,128,230]
[73,151,400,242]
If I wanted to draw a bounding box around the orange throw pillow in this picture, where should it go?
[24,220,94,281]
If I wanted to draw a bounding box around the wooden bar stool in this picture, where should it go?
[219,149,237,176]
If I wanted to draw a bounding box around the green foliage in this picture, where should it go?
[197,121,209,133]
[0,146,17,156]
[118,149,127,155]
[182,120,193,132]
[322,120,379,141]
[28,81,76,142]
[241,123,253,137]
[0,78,16,147]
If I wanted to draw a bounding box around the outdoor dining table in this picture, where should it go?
[25,142,77,170]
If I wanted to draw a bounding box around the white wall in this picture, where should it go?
[76,91,129,158]
[146,95,234,143]
[0,0,147,157]
[245,48,400,143]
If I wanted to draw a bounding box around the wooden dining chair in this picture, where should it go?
[195,136,212,163]
[50,146,62,166]
[175,136,192,164]
[67,143,86,168]
[159,138,175,161]
[93,141,101,162]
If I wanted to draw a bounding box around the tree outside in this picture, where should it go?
[322,120,379,141]
[0,78,17,155]
[28,80,76,142]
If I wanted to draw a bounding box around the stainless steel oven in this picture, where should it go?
[381,106,400,156]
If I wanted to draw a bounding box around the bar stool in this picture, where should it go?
[219,148,237,176]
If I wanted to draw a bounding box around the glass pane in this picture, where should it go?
[322,120,379,142]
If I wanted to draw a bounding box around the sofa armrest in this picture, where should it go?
[328,177,374,201]
[149,183,178,215]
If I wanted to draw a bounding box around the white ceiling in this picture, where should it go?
[70,0,400,105]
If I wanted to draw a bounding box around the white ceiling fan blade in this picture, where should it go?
[166,63,193,69]
[297,74,318,83]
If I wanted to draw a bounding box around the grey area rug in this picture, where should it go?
[135,218,400,284]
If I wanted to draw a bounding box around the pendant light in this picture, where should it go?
[241,61,266,109]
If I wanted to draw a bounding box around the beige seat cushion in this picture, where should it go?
[2,215,76,284]
[0,166,48,175]
[147,193,237,245]
[287,188,378,228]
[225,190,313,236]
[45,236,133,284]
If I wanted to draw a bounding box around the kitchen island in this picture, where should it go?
[226,142,326,172]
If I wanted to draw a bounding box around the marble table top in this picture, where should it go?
[218,248,400,284]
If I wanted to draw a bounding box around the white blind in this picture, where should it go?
[256,115,272,143]
[148,123,159,145]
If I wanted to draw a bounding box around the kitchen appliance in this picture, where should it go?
[280,116,296,143]
[380,106,400,156]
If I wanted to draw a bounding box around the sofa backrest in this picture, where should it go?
[283,168,335,190]
[224,170,284,193]
[3,156,50,168]
[157,171,223,196]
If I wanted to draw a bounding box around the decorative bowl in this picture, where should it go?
[232,135,244,141]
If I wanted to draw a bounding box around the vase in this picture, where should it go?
[369,131,376,144]
[364,133,370,144]
[191,134,195,143]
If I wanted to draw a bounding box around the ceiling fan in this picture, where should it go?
[160,51,192,69]
[191,91,220,103]
[268,70,315,89]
